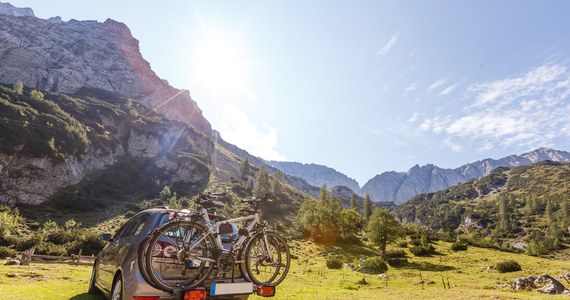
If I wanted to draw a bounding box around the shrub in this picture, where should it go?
[451,241,468,251]
[409,238,422,246]
[385,249,407,258]
[386,257,407,267]
[36,242,67,256]
[47,230,75,245]
[398,241,408,248]
[4,234,37,250]
[496,260,521,273]
[326,256,343,269]
[66,231,106,256]
[0,246,17,258]
[409,245,435,256]
[362,257,388,274]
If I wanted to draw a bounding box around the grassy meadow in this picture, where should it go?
[3,240,570,299]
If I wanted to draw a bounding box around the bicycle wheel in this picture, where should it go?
[144,220,216,292]
[244,232,290,285]
[138,235,161,290]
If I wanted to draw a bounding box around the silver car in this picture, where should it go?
[88,207,175,300]
[87,207,247,300]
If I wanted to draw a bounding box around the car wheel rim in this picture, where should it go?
[112,278,122,300]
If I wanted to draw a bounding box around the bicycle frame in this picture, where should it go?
[184,206,274,262]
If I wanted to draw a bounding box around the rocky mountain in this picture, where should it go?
[0,3,209,134]
[362,148,570,205]
[267,161,361,194]
[0,3,314,214]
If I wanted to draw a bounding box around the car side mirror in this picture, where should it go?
[101,233,113,241]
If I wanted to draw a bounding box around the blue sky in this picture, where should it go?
[9,1,570,185]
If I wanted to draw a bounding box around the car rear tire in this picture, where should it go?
[87,263,101,295]
[111,275,123,300]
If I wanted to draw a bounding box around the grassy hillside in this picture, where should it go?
[394,161,570,254]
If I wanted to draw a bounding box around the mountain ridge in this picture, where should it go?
[362,147,570,204]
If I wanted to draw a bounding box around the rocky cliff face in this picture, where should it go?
[267,161,361,194]
[0,86,212,205]
[362,148,570,204]
[0,5,210,134]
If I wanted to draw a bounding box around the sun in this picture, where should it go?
[191,29,250,93]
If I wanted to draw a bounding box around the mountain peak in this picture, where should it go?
[0,2,34,17]
[268,160,361,193]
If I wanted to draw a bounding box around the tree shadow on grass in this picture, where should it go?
[397,261,456,272]
[69,293,105,300]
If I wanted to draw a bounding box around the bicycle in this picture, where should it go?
[139,193,290,293]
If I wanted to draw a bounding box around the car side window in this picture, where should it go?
[116,213,150,239]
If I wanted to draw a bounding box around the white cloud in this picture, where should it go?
[427,79,447,92]
[216,105,285,161]
[407,112,420,123]
[376,31,400,57]
[439,82,459,95]
[418,64,570,152]
[405,81,420,92]
[468,64,567,108]
[444,137,464,152]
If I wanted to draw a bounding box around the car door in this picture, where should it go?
[98,214,145,291]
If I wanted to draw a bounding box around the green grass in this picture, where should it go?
[0,262,101,300]
[4,241,570,299]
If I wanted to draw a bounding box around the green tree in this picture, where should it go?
[239,158,251,180]
[30,89,44,100]
[298,185,343,245]
[0,209,23,237]
[253,166,271,198]
[366,208,404,259]
[272,170,285,200]
[497,195,511,233]
[350,193,359,212]
[363,194,373,221]
[339,209,362,239]
[13,81,23,95]
[64,219,77,231]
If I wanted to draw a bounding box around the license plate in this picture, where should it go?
[210,282,254,296]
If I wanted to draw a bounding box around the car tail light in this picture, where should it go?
[151,241,175,257]
[132,296,160,300]
[183,289,207,300]
[151,243,162,257]
[257,285,275,297]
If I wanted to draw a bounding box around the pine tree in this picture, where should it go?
[319,183,328,202]
[239,158,251,180]
[363,194,373,221]
[350,193,359,212]
[253,166,271,198]
[272,171,285,200]
[497,195,511,233]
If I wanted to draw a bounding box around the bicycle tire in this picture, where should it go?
[137,234,162,290]
[144,220,216,292]
[244,232,290,285]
